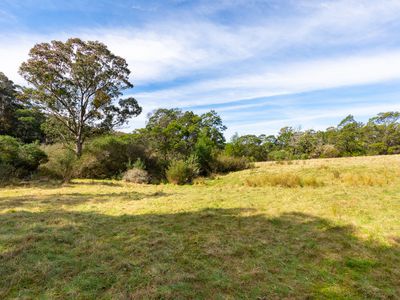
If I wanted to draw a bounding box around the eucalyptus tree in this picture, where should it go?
[19,38,141,156]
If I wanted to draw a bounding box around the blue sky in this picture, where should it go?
[1,0,400,138]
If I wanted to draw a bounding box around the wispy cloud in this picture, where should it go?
[1,0,400,135]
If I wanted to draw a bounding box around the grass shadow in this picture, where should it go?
[0,191,172,209]
[0,208,399,299]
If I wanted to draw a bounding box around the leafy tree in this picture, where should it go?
[0,72,45,143]
[14,107,46,143]
[0,135,47,180]
[293,130,318,158]
[365,112,400,154]
[19,38,141,156]
[225,134,268,161]
[199,110,227,148]
[0,72,19,135]
[276,126,296,151]
[335,115,365,156]
[142,108,226,160]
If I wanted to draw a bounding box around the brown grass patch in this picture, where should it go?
[245,173,324,188]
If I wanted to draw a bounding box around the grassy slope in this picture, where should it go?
[0,155,399,299]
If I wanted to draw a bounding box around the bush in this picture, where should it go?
[166,158,199,185]
[40,144,77,182]
[0,135,47,181]
[194,135,214,175]
[314,144,340,158]
[268,150,291,161]
[78,135,146,179]
[123,168,149,184]
[18,143,48,172]
[0,135,19,163]
[0,162,15,184]
[211,154,251,173]
[127,157,146,170]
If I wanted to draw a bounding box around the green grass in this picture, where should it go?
[1,155,400,299]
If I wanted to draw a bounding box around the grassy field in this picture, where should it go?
[1,155,399,299]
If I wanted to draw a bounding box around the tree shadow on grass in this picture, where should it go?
[0,209,399,299]
[0,191,171,209]
[1,179,126,190]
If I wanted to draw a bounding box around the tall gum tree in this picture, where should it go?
[19,38,141,156]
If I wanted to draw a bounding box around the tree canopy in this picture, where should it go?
[19,38,141,156]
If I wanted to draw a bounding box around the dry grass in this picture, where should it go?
[245,173,323,188]
[0,155,399,299]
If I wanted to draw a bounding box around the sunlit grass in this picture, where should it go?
[1,155,399,298]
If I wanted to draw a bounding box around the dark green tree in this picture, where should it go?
[336,115,365,156]
[365,112,400,154]
[0,72,45,143]
[143,108,226,160]
[0,72,19,135]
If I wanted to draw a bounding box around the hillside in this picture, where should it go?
[1,155,399,299]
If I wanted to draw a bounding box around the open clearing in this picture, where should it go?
[1,155,399,299]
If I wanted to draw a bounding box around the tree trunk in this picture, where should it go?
[75,137,83,157]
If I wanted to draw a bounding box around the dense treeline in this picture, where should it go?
[226,112,400,161]
[2,38,400,185]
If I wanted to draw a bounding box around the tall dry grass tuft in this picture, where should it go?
[245,173,324,188]
[341,173,391,186]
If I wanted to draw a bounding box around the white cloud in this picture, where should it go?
[3,0,400,85]
[2,0,400,135]
[133,49,400,108]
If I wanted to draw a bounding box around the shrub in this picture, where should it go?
[40,144,77,182]
[211,154,251,173]
[315,144,340,158]
[268,150,291,161]
[0,135,19,163]
[194,135,214,175]
[18,143,48,172]
[166,158,199,185]
[388,145,400,155]
[245,173,323,188]
[123,168,149,184]
[78,135,146,179]
[0,135,47,181]
[0,162,15,184]
[132,158,146,170]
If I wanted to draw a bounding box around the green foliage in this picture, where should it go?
[78,135,138,179]
[18,143,48,171]
[40,144,77,182]
[166,157,200,185]
[140,108,226,160]
[0,162,15,184]
[225,134,268,161]
[226,111,400,161]
[194,133,215,175]
[268,150,291,161]
[0,72,45,143]
[0,135,47,181]
[19,38,142,156]
[0,72,19,136]
[211,154,251,173]
[132,158,146,170]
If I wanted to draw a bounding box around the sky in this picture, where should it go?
[1,0,400,138]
